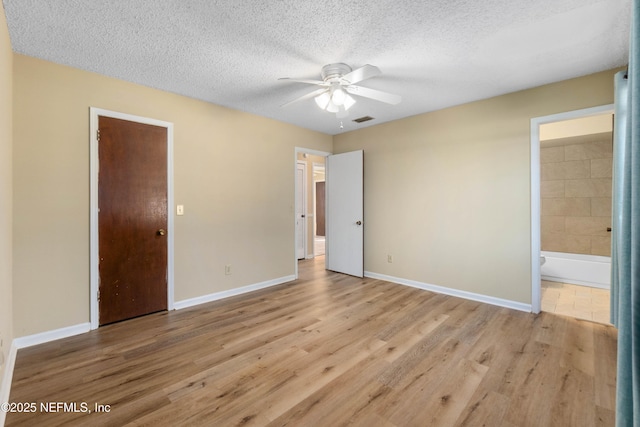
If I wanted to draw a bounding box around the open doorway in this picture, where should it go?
[313,162,326,256]
[294,148,364,279]
[531,105,614,324]
[294,148,330,278]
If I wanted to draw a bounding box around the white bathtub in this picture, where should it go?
[540,251,611,289]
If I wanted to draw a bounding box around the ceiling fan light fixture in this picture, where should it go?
[315,89,355,114]
[343,94,356,110]
[331,86,347,106]
[314,92,331,110]
[325,101,339,113]
[281,63,400,116]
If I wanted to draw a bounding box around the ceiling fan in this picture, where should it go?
[279,63,401,118]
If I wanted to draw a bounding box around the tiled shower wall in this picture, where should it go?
[540,132,613,256]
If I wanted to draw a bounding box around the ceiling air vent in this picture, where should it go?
[353,116,374,123]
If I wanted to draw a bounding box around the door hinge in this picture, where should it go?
[97,129,101,142]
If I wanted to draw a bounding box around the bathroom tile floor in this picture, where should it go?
[541,280,610,324]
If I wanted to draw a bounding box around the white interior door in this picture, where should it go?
[296,162,306,260]
[326,150,363,277]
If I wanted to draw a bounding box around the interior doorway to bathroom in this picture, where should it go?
[532,105,614,324]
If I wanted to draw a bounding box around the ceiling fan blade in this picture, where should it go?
[278,77,327,85]
[341,64,381,85]
[280,87,328,108]
[345,85,402,105]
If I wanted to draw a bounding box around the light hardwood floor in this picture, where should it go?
[7,258,617,426]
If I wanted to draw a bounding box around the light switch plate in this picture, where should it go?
[177,205,184,215]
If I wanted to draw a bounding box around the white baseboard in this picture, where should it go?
[364,271,532,313]
[174,275,296,310]
[0,340,18,425]
[13,323,91,350]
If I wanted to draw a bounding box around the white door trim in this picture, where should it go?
[294,147,331,279]
[89,107,175,329]
[530,103,613,314]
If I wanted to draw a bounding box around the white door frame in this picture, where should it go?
[296,161,308,260]
[89,107,175,329]
[294,147,331,279]
[530,104,613,313]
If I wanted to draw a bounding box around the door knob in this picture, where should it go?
[356,221,362,226]
[157,229,166,236]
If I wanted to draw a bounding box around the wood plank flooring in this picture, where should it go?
[6,258,617,426]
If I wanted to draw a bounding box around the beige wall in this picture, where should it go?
[540,132,613,256]
[8,48,621,334]
[0,5,13,390]
[334,70,617,304]
[13,55,332,336]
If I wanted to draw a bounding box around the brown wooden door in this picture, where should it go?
[98,116,168,325]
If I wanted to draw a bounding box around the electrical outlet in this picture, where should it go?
[387,255,393,263]
[225,265,232,275]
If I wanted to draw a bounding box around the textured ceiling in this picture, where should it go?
[4,0,631,135]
